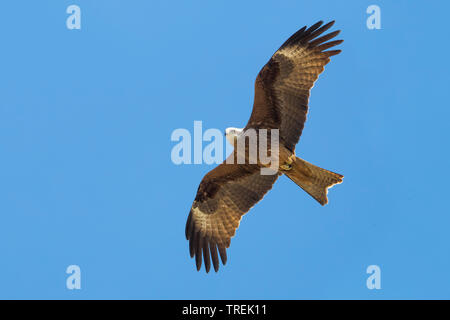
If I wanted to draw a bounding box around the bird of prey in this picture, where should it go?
[185,21,344,273]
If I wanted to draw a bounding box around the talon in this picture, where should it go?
[280,155,295,171]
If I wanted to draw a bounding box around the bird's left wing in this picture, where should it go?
[186,156,279,272]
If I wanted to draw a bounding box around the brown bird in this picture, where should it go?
[185,21,344,273]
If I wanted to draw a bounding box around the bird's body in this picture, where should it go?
[186,21,344,273]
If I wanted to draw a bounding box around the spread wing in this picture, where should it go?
[185,153,279,273]
[246,20,343,151]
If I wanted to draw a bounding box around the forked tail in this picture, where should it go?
[285,157,343,205]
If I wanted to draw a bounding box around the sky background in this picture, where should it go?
[1,0,449,299]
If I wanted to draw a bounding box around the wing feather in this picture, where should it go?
[246,20,343,150]
[185,157,279,272]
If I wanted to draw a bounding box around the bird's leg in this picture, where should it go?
[280,154,295,171]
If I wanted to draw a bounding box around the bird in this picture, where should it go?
[185,20,344,273]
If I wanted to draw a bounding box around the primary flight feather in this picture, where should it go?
[186,21,344,273]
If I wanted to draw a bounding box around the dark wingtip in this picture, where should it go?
[202,239,211,273]
[297,25,307,34]
[307,20,324,33]
[325,49,342,57]
[313,20,324,27]
[186,212,231,273]
[210,242,220,272]
[218,246,227,265]
[191,245,228,272]
[185,211,192,240]
[195,252,202,271]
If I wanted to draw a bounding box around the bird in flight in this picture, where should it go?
[185,21,344,273]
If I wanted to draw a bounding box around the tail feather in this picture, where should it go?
[285,157,343,205]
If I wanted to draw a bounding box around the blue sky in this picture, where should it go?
[1,0,449,299]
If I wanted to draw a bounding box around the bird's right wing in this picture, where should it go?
[246,21,343,151]
[186,154,279,273]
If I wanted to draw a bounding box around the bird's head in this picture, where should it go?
[225,127,244,145]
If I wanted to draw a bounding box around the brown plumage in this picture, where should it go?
[186,21,344,273]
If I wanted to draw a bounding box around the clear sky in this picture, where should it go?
[1,0,449,299]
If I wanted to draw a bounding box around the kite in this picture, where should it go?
[186,21,344,272]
